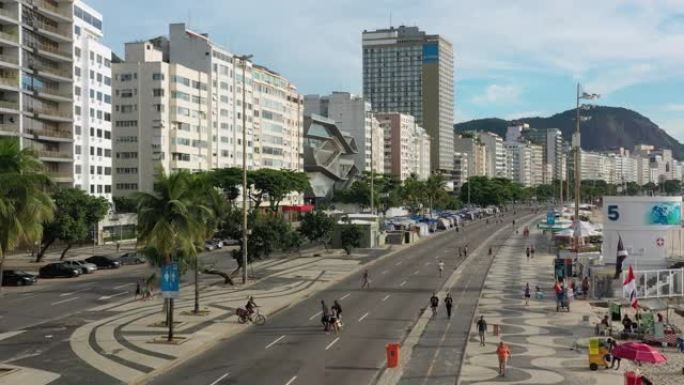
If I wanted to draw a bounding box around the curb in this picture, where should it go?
[373,213,539,385]
[127,219,466,385]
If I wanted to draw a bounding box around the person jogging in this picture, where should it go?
[526,246,530,260]
[496,341,511,376]
[444,292,453,319]
[477,315,487,346]
[429,292,439,318]
[438,260,445,277]
[524,283,531,305]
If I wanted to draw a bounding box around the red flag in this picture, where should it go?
[622,265,638,309]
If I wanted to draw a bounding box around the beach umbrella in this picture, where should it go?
[611,342,667,364]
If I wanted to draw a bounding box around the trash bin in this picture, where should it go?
[624,371,642,385]
[386,343,400,368]
[493,324,501,336]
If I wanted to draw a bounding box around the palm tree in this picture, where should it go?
[424,175,447,214]
[0,139,54,293]
[134,170,205,341]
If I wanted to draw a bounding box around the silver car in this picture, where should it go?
[63,260,97,274]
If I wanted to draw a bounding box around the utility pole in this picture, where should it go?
[574,83,599,253]
[370,112,374,215]
[237,54,253,285]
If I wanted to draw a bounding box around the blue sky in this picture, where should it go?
[88,0,684,141]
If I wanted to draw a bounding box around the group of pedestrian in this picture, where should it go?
[458,245,469,258]
[525,245,535,260]
[320,299,343,334]
[429,292,454,319]
[134,277,153,300]
[476,315,511,376]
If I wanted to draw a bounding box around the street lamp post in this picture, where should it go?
[574,83,599,254]
[237,54,253,285]
[370,113,374,215]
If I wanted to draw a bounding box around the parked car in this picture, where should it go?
[85,255,121,269]
[62,260,97,274]
[222,238,240,246]
[1,270,38,286]
[118,252,146,265]
[39,263,81,278]
[204,241,217,251]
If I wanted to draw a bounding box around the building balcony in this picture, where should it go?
[24,18,72,43]
[26,0,72,22]
[0,100,19,112]
[37,149,71,162]
[0,8,19,23]
[25,62,72,82]
[0,30,18,45]
[0,53,19,67]
[0,123,18,135]
[26,41,72,63]
[0,74,18,89]
[23,106,72,122]
[24,85,71,102]
[46,171,73,183]
[24,128,72,142]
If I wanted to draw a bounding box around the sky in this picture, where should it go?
[88,0,684,141]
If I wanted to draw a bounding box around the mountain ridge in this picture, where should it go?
[454,106,684,160]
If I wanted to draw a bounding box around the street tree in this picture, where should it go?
[36,188,109,262]
[0,139,54,293]
[340,224,363,255]
[134,170,207,341]
[662,179,681,196]
[299,210,336,250]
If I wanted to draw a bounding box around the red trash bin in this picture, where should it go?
[386,343,400,368]
[624,371,643,385]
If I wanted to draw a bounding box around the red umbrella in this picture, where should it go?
[612,342,667,364]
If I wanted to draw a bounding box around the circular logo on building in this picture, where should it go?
[656,237,665,247]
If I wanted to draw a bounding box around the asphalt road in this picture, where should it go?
[147,210,534,385]
[0,249,238,333]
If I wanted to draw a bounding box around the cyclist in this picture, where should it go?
[429,292,439,318]
[245,296,258,321]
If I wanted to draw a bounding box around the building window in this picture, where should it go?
[104,131,111,139]
[75,165,81,174]
[105,185,111,193]
[152,73,164,81]
[153,88,164,97]
[75,145,81,155]
[74,47,81,57]
[104,149,111,158]
[75,25,81,35]
[74,125,81,135]
[97,185,103,194]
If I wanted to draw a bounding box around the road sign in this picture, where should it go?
[160,263,179,298]
[546,209,555,225]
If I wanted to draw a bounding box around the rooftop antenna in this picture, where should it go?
[389,10,392,28]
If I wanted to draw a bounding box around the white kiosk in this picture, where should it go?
[602,196,682,270]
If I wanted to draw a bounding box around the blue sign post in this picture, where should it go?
[160,263,179,298]
[546,209,556,225]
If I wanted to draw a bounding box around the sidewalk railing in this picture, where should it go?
[623,268,684,299]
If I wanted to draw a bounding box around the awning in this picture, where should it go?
[282,204,315,213]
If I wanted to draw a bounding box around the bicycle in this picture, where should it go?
[236,307,266,325]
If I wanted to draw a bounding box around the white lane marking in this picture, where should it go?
[340,293,351,300]
[51,297,79,306]
[285,376,297,385]
[381,295,391,302]
[358,312,369,322]
[265,335,285,349]
[424,262,431,266]
[395,261,403,266]
[399,280,407,287]
[414,270,420,275]
[113,283,130,290]
[308,311,322,321]
[381,270,388,275]
[208,372,230,385]
[98,291,128,301]
[59,286,94,296]
[0,330,25,342]
[325,337,340,350]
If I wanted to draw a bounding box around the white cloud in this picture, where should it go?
[472,84,522,105]
[663,103,684,112]
[503,111,548,120]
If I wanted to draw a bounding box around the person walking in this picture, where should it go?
[429,292,439,319]
[438,260,445,277]
[321,300,330,331]
[464,244,468,257]
[444,292,453,319]
[530,244,535,258]
[496,341,512,376]
[581,276,590,300]
[331,300,343,322]
[524,283,531,305]
[477,316,487,346]
[361,269,370,289]
[525,246,530,260]
[134,278,142,299]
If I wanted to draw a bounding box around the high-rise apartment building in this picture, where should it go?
[376,112,430,181]
[453,134,486,178]
[477,131,506,178]
[0,1,112,197]
[304,92,383,174]
[453,152,468,188]
[362,26,454,173]
[112,24,303,196]
[73,0,112,199]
